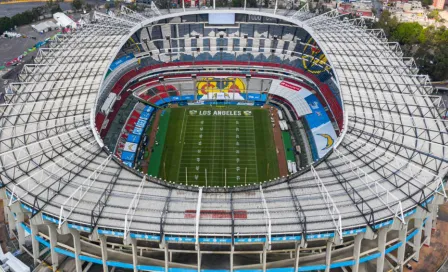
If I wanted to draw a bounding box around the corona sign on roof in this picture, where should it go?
[197,77,247,100]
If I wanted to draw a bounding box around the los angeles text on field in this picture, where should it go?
[158,106,280,187]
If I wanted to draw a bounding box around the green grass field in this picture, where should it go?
[157,106,279,186]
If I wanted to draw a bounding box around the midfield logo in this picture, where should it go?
[188,110,252,116]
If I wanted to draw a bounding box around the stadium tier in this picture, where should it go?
[0,5,447,272]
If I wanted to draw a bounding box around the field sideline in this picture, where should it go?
[158,105,280,186]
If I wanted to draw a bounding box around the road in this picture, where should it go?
[0,0,106,17]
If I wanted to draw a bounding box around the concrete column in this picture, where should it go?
[413,218,423,261]
[31,224,40,266]
[197,245,201,272]
[352,234,363,272]
[230,245,234,272]
[99,235,109,272]
[424,215,433,246]
[47,224,59,272]
[3,205,9,225]
[164,243,169,272]
[325,240,332,272]
[376,228,388,272]
[262,244,267,272]
[424,203,437,246]
[7,208,15,238]
[131,238,138,272]
[70,229,82,272]
[397,224,408,271]
[294,243,300,272]
[15,212,25,252]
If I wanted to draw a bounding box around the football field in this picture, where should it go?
[158,106,280,186]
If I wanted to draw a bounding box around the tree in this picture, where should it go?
[72,0,84,10]
[114,0,121,9]
[420,0,432,7]
[51,4,62,13]
[11,11,34,27]
[231,0,243,7]
[31,7,42,20]
[0,17,13,35]
[427,9,439,19]
[374,10,399,37]
[391,22,423,44]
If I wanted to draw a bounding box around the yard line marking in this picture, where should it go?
[211,114,217,187]
[221,112,227,185]
[251,114,259,182]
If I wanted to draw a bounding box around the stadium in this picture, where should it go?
[0,2,447,272]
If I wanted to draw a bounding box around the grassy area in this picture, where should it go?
[158,106,279,186]
[147,109,171,176]
[282,131,295,161]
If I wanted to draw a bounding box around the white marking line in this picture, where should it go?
[211,115,217,187]
[251,114,259,182]
[176,109,189,182]
[181,142,257,145]
[221,112,227,184]
[179,109,187,142]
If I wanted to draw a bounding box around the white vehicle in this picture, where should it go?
[2,31,21,38]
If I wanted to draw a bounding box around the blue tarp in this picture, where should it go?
[34,41,47,48]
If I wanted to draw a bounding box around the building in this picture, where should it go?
[433,0,446,9]
[53,12,77,29]
[0,4,447,272]
[31,20,59,33]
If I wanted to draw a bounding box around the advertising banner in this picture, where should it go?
[123,142,138,153]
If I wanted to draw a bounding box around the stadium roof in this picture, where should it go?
[0,6,447,242]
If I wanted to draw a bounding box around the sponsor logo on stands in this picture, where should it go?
[280,81,301,91]
[318,133,334,150]
[309,101,319,110]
